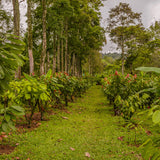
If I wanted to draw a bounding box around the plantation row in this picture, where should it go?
[0,70,89,132]
[102,68,160,159]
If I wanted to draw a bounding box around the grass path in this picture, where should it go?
[1,86,141,160]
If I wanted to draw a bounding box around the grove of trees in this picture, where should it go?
[0,0,105,78]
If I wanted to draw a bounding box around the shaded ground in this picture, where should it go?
[0,145,15,155]
[0,86,143,160]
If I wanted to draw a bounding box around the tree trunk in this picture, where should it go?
[75,56,78,77]
[79,59,82,77]
[52,35,56,74]
[40,0,47,75]
[65,22,68,73]
[47,51,50,72]
[12,0,21,79]
[61,30,64,73]
[27,0,34,75]
[72,53,75,76]
[12,0,20,37]
[121,43,125,75]
[57,36,60,72]
[67,48,70,75]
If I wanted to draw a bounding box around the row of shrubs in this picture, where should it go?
[102,69,160,159]
[0,70,90,132]
[102,71,154,119]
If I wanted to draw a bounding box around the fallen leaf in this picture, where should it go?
[145,130,152,135]
[85,152,91,158]
[57,139,63,142]
[118,136,124,141]
[2,135,8,138]
[62,117,68,119]
[66,111,71,114]
[70,147,75,151]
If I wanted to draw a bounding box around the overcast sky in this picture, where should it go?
[100,0,160,53]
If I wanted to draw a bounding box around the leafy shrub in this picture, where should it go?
[103,71,154,117]
[7,73,50,126]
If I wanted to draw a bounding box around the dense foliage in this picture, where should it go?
[102,71,154,118]
[0,70,89,131]
[102,68,160,159]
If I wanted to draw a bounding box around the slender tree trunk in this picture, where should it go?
[61,30,64,73]
[72,53,75,76]
[47,51,50,72]
[65,22,68,73]
[67,51,70,75]
[52,35,56,74]
[12,0,21,79]
[121,42,125,75]
[75,56,78,77]
[40,0,47,75]
[57,36,60,72]
[27,0,34,75]
[12,0,20,37]
[79,59,82,77]
[77,57,80,77]
[52,55,56,74]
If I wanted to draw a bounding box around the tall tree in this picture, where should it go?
[27,0,34,75]
[107,2,142,74]
[40,0,47,75]
[12,0,21,78]
[124,26,151,72]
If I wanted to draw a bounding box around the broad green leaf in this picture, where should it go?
[27,86,32,92]
[10,109,25,116]
[8,121,16,131]
[33,88,37,92]
[136,67,160,74]
[5,114,10,122]
[11,105,25,113]
[23,73,33,81]
[25,94,31,100]
[130,106,135,113]
[40,93,48,101]
[0,65,5,79]
[2,121,10,133]
[46,69,52,78]
[152,110,160,124]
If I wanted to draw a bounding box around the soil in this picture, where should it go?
[16,112,49,132]
[0,145,15,155]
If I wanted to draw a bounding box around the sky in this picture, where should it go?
[100,0,160,53]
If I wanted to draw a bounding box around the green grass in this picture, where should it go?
[1,86,145,160]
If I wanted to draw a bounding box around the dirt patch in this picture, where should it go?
[0,145,15,155]
[46,109,56,116]
[16,112,49,132]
